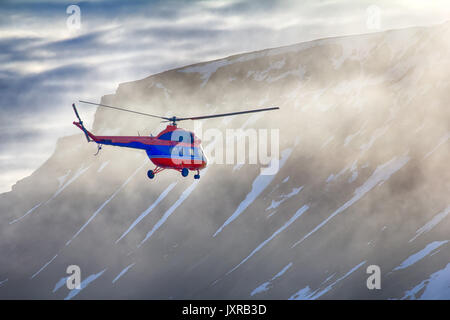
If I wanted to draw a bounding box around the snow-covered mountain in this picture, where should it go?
[1,22,449,299]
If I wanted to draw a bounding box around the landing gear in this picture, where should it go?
[147,167,200,180]
[147,167,164,180]
[94,144,102,156]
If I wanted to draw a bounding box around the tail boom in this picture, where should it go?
[73,121,97,142]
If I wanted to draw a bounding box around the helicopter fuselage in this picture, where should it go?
[73,122,207,171]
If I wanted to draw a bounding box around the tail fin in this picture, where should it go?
[72,103,93,142]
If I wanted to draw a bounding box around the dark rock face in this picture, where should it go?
[1,22,449,299]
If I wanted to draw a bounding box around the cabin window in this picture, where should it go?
[174,131,194,143]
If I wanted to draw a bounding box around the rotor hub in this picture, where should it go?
[168,116,178,126]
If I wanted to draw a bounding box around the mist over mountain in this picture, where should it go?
[0,22,449,299]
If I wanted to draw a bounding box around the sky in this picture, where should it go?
[1,0,449,193]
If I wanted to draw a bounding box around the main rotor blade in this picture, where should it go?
[79,100,170,120]
[176,106,280,121]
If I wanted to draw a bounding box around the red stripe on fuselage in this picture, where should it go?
[73,122,200,147]
[95,135,198,147]
[150,157,207,170]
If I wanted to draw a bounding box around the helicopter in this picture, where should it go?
[72,100,279,180]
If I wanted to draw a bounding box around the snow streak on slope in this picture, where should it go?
[0,279,8,288]
[64,269,106,300]
[326,159,358,184]
[65,162,145,246]
[97,161,110,173]
[213,149,293,237]
[57,170,71,187]
[288,286,314,300]
[112,263,135,284]
[402,263,450,299]
[179,39,318,88]
[30,254,58,279]
[393,241,449,271]
[9,202,43,225]
[310,261,367,299]
[409,205,450,242]
[424,132,449,159]
[116,182,177,243]
[53,277,68,293]
[293,155,410,247]
[179,60,231,87]
[251,262,292,296]
[226,205,309,275]
[266,186,303,211]
[9,165,92,224]
[139,168,208,247]
[290,261,367,300]
[46,164,91,204]
[360,126,389,151]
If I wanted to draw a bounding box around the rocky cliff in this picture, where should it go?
[0,22,449,299]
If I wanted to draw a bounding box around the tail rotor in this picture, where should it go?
[72,103,91,142]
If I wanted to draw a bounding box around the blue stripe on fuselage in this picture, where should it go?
[98,141,205,161]
[98,140,149,150]
[146,145,203,160]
